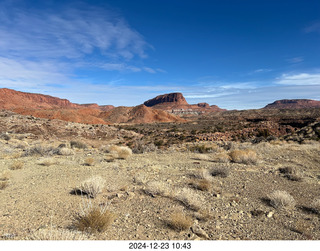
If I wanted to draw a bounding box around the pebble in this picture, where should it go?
[266,211,274,218]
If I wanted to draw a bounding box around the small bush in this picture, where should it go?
[0,180,8,190]
[279,166,303,182]
[105,145,132,159]
[27,228,88,240]
[78,176,105,198]
[209,167,229,178]
[23,145,56,157]
[229,149,258,164]
[188,144,215,153]
[0,133,10,141]
[211,152,231,163]
[10,161,24,170]
[39,159,55,166]
[57,147,74,156]
[144,181,172,197]
[131,140,157,154]
[189,179,211,191]
[311,198,320,214]
[70,141,87,149]
[167,212,193,231]
[74,199,115,233]
[0,170,11,181]
[268,190,296,210]
[84,157,95,166]
[174,188,203,211]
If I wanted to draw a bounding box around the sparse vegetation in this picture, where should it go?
[77,176,105,198]
[0,180,8,190]
[209,167,229,178]
[10,161,24,170]
[188,179,211,191]
[174,188,203,211]
[167,212,193,231]
[279,166,303,181]
[84,157,95,166]
[23,145,56,157]
[229,149,258,164]
[39,158,55,166]
[74,199,115,233]
[268,190,296,210]
[310,198,320,214]
[0,170,11,181]
[70,140,87,149]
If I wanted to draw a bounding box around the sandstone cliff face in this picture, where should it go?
[264,99,320,109]
[144,93,188,107]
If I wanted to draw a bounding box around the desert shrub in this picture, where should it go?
[70,141,87,149]
[78,176,105,198]
[0,180,8,190]
[117,146,132,159]
[74,199,115,233]
[167,212,193,231]
[188,144,215,153]
[0,133,10,141]
[189,179,211,191]
[193,154,211,161]
[10,161,24,170]
[209,167,229,178]
[27,228,88,240]
[310,198,320,214]
[57,147,74,156]
[279,166,303,182]
[131,140,157,154]
[174,188,203,211]
[211,152,231,163]
[229,149,258,164]
[23,145,58,157]
[0,170,11,181]
[144,181,172,197]
[268,190,296,210]
[84,157,95,166]
[39,158,55,166]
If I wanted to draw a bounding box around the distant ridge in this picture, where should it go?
[263,99,320,109]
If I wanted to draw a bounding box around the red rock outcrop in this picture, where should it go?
[144,93,188,107]
[264,99,320,109]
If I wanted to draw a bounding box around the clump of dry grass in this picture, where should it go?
[211,152,231,163]
[104,145,132,159]
[0,180,9,190]
[57,147,74,156]
[10,161,24,170]
[78,176,105,198]
[174,188,203,211]
[70,140,87,149]
[279,166,303,182]
[0,170,11,181]
[74,199,115,233]
[167,212,193,231]
[84,157,95,166]
[144,181,172,197]
[268,190,296,210]
[229,149,258,164]
[310,198,320,214]
[209,167,229,178]
[27,228,88,240]
[39,158,56,166]
[188,144,217,153]
[188,179,211,191]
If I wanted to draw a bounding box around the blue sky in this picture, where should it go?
[0,0,320,109]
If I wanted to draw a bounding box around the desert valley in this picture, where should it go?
[1,88,320,240]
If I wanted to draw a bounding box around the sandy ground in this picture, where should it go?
[1,137,320,240]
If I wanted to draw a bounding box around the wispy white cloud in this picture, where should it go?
[248,68,272,75]
[304,22,320,33]
[286,57,304,64]
[276,73,320,85]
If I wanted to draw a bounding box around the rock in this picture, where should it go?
[266,211,274,218]
[191,225,209,239]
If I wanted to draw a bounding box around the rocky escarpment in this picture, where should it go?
[264,99,320,109]
[144,93,188,107]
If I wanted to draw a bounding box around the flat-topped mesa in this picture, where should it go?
[144,92,188,107]
[264,99,320,109]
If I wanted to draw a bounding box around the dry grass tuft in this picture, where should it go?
[105,145,132,159]
[174,188,203,211]
[10,161,24,170]
[74,199,115,233]
[211,152,231,163]
[268,190,296,210]
[84,157,95,166]
[279,166,303,182]
[189,179,211,191]
[70,141,87,149]
[27,228,88,240]
[78,176,105,198]
[57,147,74,156]
[311,198,320,214]
[39,158,56,166]
[167,212,193,231]
[144,181,172,197]
[229,149,258,164]
[0,170,11,181]
[0,180,9,190]
[209,167,229,178]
